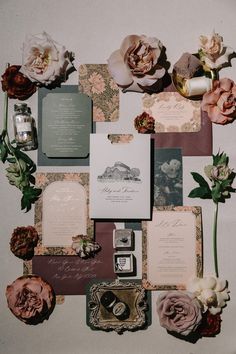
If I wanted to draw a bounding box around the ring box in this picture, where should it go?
[113,229,134,251]
[113,253,135,275]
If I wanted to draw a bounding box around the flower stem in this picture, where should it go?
[213,201,219,278]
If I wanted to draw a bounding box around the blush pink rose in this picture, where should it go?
[201,78,236,124]
[156,291,202,336]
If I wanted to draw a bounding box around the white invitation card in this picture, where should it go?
[90,134,151,219]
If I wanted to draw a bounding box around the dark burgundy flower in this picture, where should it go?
[10,226,39,260]
[1,65,37,100]
[134,111,155,133]
[199,311,221,336]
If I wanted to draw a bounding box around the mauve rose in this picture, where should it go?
[1,65,37,100]
[156,291,202,336]
[108,34,166,93]
[20,32,74,86]
[6,275,55,324]
[201,78,236,124]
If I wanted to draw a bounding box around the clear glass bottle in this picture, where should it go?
[13,103,37,151]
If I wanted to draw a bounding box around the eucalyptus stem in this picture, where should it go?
[213,201,219,278]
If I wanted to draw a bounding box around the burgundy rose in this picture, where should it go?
[201,78,236,124]
[10,226,39,260]
[1,65,37,100]
[199,311,221,336]
[156,291,202,336]
[6,275,55,324]
[134,112,155,133]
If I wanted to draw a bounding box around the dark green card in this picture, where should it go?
[38,86,93,166]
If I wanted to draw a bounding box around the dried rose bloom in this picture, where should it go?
[199,311,221,336]
[134,112,155,133]
[1,65,37,100]
[10,226,39,260]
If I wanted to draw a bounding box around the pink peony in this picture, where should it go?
[201,78,236,124]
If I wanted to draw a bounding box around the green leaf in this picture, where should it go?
[191,172,210,188]
[14,148,34,167]
[6,157,16,163]
[21,186,42,212]
[188,187,212,199]
[213,152,228,166]
[0,143,8,163]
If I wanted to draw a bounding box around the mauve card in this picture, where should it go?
[32,222,116,295]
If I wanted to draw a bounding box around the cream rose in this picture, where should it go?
[188,277,230,315]
[6,275,55,324]
[156,291,202,336]
[20,32,74,86]
[108,34,166,93]
[199,31,234,69]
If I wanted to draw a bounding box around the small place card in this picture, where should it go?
[143,91,201,133]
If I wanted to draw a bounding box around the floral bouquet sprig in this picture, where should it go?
[0,86,41,211]
[188,151,235,277]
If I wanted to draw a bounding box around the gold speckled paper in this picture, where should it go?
[79,64,119,122]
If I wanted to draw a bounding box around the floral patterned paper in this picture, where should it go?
[79,64,119,122]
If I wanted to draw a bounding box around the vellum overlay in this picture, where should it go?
[42,181,87,246]
[143,92,201,133]
[34,173,93,256]
[142,206,202,290]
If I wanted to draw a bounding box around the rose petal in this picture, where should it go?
[200,277,217,290]
[219,78,234,91]
[120,34,142,56]
[108,50,133,86]
[215,278,227,292]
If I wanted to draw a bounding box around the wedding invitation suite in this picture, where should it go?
[90,134,151,219]
[143,92,201,133]
[142,206,202,290]
[42,92,92,158]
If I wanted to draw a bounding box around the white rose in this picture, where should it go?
[20,32,74,86]
[187,276,230,315]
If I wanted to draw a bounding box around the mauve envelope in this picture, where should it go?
[32,222,116,295]
[151,84,212,156]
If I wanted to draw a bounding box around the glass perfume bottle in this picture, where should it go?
[13,103,37,151]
